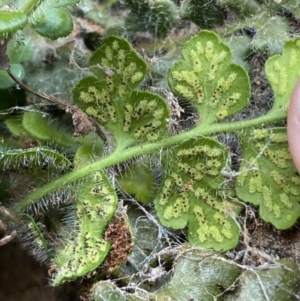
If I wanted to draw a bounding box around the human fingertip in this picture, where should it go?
[287,79,300,174]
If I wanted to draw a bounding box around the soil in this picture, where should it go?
[0,241,80,301]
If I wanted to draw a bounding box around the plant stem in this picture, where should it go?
[14,109,286,212]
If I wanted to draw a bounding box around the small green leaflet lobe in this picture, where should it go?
[0,147,71,172]
[117,159,155,204]
[0,11,27,35]
[20,214,51,262]
[28,0,79,39]
[168,30,250,125]
[22,112,74,148]
[154,137,240,251]
[265,37,300,112]
[236,128,300,229]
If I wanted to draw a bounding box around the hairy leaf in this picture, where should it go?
[28,0,78,39]
[264,0,300,21]
[218,0,261,17]
[74,133,104,168]
[0,11,27,35]
[117,160,155,204]
[22,112,74,148]
[154,137,240,251]
[0,146,71,172]
[52,171,118,285]
[223,35,252,71]
[248,13,289,55]
[30,8,73,39]
[168,30,250,125]
[218,1,292,54]
[19,214,52,262]
[5,118,25,136]
[236,128,300,229]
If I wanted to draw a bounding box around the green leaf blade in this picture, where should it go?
[22,112,75,148]
[74,36,169,148]
[74,133,104,169]
[155,137,240,251]
[117,160,155,205]
[52,171,118,286]
[158,247,242,300]
[265,37,300,112]
[0,64,25,89]
[5,118,25,136]
[29,8,73,39]
[0,11,27,35]
[236,128,300,229]
[237,259,300,301]
[168,30,250,125]
[0,146,71,172]
[7,37,33,64]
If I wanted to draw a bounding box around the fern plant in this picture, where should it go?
[1,24,300,289]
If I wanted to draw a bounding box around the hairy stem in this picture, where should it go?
[14,108,286,212]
